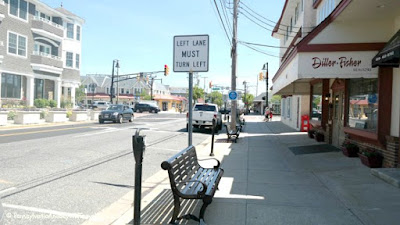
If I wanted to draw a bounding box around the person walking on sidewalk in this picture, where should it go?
[264,107,271,122]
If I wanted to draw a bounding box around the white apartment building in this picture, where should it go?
[0,0,84,108]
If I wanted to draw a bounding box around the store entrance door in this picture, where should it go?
[332,91,345,147]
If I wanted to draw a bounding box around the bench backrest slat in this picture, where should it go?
[161,145,200,190]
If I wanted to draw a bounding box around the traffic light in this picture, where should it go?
[164,64,169,76]
[209,81,212,88]
[259,72,263,81]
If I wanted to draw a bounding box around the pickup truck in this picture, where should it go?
[186,103,222,131]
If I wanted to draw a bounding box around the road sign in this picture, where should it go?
[173,35,209,72]
[228,90,238,101]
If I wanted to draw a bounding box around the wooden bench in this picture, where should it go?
[161,145,224,225]
[225,123,240,143]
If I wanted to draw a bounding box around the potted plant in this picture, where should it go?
[14,107,41,124]
[314,131,324,142]
[308,130,316,139]
[358,148,383,168]
[341,141,359,157]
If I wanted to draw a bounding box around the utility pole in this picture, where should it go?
[243,81,248,114]
[230,0,238,130]
[262,62,269,113]
[202,76,208,102]
[110,61,116,103]
[116,60,120,104]
[150,77,154,100]
[256,74,259,97]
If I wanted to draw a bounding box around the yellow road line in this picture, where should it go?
[0,126,94,137]
[0,179,14,184]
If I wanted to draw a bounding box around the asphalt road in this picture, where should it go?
[0,113,212,225]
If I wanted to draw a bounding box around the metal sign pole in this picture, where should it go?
[188,72,193,146]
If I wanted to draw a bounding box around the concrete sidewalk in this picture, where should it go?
[85,115,400,225]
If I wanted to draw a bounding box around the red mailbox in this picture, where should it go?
[300,115,310,132]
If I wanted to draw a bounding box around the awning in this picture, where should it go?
[372,29,400,68]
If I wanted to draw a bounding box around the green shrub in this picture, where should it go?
[40,110,48,119]
[61,100,72,109]
[66,111,72,118]
[34,99,49,108]
[7,111,16,120]
[49,100,57,108]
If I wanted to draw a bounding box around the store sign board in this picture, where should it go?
[299,52,378,78]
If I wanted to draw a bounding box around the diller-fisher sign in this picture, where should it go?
[173,35,209,72]
[299,52,378,77]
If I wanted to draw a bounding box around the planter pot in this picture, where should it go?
[70,111,88,122]
[0,111,9,126]
[314,133,324,142]
[90,111,100,121]
[14,111,41,124]
[46,111,67,123]
[358,153,383,168]
[341,147,359,157]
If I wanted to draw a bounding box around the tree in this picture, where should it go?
[141,91,152,100]
[75,85,86,104]
[243,93,254,106]
[192,86,204,102]
[209,91,223,107]
[270,95,282,103]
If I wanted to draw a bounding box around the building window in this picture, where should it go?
[8,32,26,57]
[347,78,378,132]
[34,42,51,56]
[311,82,322,121]
[295,4,299,23]
[290,17,293,33]
[121,88,124,94]
[67,23,74,38]
[34,78,44,99]
[107,88,109,94]
[282,98,286,117]
[287,97,291,118]
[66,52,73,67]
[1,73,21,99]
[76,26,81,41]
[9,0,27,20]
[75,54,80,69]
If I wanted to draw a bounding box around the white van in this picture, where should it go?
[92,101,110,110]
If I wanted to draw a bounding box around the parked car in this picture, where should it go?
[187,103,222,131]
[133,103,160,113]
[92,101,110,110]
[98,104,134,124]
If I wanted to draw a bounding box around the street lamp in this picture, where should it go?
[89,83,97,108]
[262,62,268,114]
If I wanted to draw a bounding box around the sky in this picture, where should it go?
[41,0,285,96]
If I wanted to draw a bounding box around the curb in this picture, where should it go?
[371,168,400,188]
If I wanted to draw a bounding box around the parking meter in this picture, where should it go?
[133,129,146,163]
[210,118,216,156]
[132,129,146,225]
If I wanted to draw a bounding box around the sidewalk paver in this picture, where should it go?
[83,115,400,225]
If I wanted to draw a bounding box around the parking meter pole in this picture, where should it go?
[132,130,146,225]
[210,118,216,156]
[224,102,227,121]
[188,72,193,146]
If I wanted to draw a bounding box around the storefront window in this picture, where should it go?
[347,78,378,132]
[311,82,322,121]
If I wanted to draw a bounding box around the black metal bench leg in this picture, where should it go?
[170,195,181,224]
[199,198,211,225]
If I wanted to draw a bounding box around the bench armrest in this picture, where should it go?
[177,180,208,197]
[198,158,221,170]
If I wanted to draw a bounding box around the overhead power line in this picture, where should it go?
[219,0,232,35]
[238,41,288,49]
[240,1,315,29]
[239,10,301,38]
[210,0,232,46]
[239,42,282,58]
